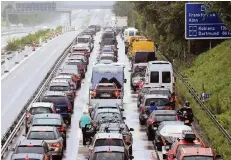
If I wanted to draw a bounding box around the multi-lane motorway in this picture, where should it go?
[1,9,164,160]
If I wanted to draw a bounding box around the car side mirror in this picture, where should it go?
[129,128,134,131]
[122,117,126,120]
[120,109,124,111]
[124,79,127,83]
[130,155,134,159]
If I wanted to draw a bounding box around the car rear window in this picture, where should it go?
[134,52,156,63]
[149,90,170,96]
[78,38,89,43]
[145,98,170,106]
[162,71,171,83]
[100,56,114,61]
[27,131,56,140]
[150,72,159,83]
[155,115,177,122]
[49,86,69,91]
[29,107,52,115]
[103,33,114,39]
[42,96,68,105]
[93,152,123,160]
[95,113,121,121]
[32,118,61,126]
[95,139,124,147]
[129,31,134,36]
[67,61,82,66]
[102,48,113,52]
[97,86,115,91]
[16,146,44,154]
[183,156,213,160]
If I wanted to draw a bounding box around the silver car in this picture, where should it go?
[26,126,64,158]
[11,153,45,160]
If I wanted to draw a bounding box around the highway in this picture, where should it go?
[2,9,163,160]
[1,9,105,137]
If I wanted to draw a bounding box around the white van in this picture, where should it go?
[145,61,175,93]
[123,27,139,43]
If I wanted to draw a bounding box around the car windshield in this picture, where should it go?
[42,96,68,105]
[16,146,44,154]
[145,98,170,106]
[78,38,89,43]
[27,131,56,140]
[49,86,69,91]
[29,107,52,115]
[96,113,121,121]
[155,115,176,122]
[95,139,124,147]
[183,156,213,160]
[32,118,61,126]
[93,152,123,160]
[134,52,156,63]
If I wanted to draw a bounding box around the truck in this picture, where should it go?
[88,63,127,108]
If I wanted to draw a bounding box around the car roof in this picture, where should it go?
[33,114,61,119]
[19,139,44,146]
[151,110,176,115]
[12,153,44,159]
[29,126,56,132]
[94,146,125,153]
[95,133,123,139]
[180,147,213,156]
[144,94,169,99]
[50,82,69,87]
[31,102,53,108]
[43,91,67,97]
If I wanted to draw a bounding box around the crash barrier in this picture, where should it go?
[157,51,231,144]
[1,30,83,158]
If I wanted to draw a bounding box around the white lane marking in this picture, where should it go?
[1,35,61,80]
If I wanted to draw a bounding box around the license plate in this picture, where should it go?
[185,120,189,123]
[101,94,110,97]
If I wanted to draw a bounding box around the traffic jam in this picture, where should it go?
[3,20,222,160]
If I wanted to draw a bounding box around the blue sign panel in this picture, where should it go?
[185,3,231,39]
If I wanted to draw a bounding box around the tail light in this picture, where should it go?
[148,120,154,125]
[68,105,72,112]
[79,66,84,70]
[141,106,146,113]
[125,137,131,142]
[164,106,171,110]
[26,112,30,119]
[51,142,61,148]
[59,126,65,132]
[92,91,97,97]
[67,92,73,97]
[77,74,81,79]
[114,91,119,97]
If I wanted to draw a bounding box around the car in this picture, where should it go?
[91,83,121,99]
[48,80,75,106]
[66,60,86,78]
[88,146,133,160]
[138,94,173,110]
[53,75,77,91]
[146,110,178,140]
[89,133,128,157]
[30,114,67,148]
[167,130,204,160]
[26,126,64,159]
[137,84,156,106]
[91,106,124,120]
[72,43,91,53]
[11,153,46,160]
[70,52,89,64]
[69,54,88,68]
[92,109,126,127]
[59,65,82,87]
[26,102,56,124]
[98,122,134,155]
[76,35,94,51]
[98,55,117,62]
[10,140,52,160]
[154,124,192,151]
[71,44,89,56]
[41,91,72,124]
[89,104,124,118]
[97,59,114,64]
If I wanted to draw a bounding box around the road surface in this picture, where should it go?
[1,9,104,137]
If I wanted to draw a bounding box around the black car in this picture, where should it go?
[41,91,72,124]
[98,122,134,155]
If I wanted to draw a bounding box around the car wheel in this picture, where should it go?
[129,145,132,155]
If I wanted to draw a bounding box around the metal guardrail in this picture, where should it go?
[158,52,231,144]
[1,31,81,158]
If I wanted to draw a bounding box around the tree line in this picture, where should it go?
[112,1,231,60]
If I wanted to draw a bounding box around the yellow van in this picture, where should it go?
[128,41,155,57]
